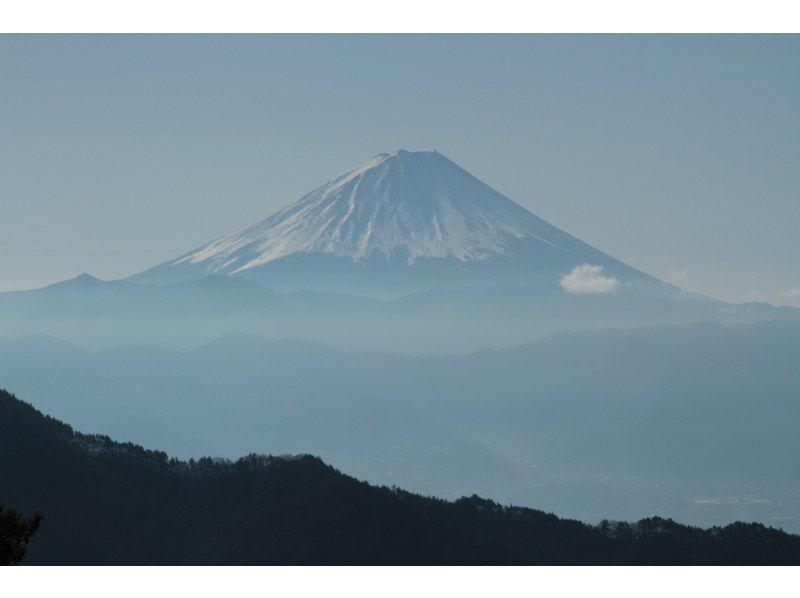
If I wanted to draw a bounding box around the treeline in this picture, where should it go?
[1,387,798,565]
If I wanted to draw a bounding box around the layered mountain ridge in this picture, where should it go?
[3,387,799,564]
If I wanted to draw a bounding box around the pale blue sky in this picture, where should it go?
[1,35,798,304]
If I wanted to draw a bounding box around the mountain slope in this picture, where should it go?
[2,388,799,565]
[129,150,666,296]
[3,321,800,531]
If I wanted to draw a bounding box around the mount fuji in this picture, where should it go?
[7,148,796,352]
[129,150,670,297]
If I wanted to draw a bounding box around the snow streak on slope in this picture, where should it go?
[167,150,584,274]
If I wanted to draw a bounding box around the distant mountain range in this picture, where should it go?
[4,320,800,531]
[1,270,797,353]
[3,388,798,565]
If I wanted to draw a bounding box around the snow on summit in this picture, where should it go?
[169,150,574,271]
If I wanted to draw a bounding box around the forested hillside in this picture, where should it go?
[4,321,800,530]
[1,388,798,565]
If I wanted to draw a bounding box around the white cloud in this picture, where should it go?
[560,264,618,294]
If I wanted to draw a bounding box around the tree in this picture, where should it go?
[0,504,42,565]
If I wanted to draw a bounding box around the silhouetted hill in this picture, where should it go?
[1,389,798,565]
[3,321,800,530]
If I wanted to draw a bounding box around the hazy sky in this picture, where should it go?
[1,35,798,305]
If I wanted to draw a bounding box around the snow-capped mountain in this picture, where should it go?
[5,150,798,348]
[130,150,666,296]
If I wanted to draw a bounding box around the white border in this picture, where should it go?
[4,565,800,597]
[2,9,799,596]
[0,0,799,33]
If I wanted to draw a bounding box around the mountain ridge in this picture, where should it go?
[2,387,799,565]
[3,320,800,531]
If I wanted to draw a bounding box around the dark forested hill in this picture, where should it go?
[1,388,798,565]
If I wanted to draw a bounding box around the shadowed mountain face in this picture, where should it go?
[2,388,799,565]
[3,320,800,532]
[129,150,666,297]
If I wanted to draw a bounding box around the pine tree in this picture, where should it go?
[0,504,42,565]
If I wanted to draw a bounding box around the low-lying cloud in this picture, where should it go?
[560,264,618,294]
